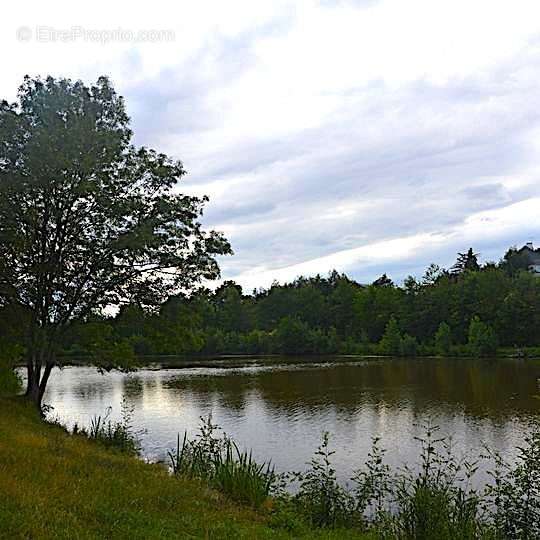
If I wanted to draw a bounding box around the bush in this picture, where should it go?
[0,367,21,396]
[468,316,498,357]
[485,427,540,539]
[379,317,402,356]
[401,334,418,357]
[291,432,358,528]
[434,322,453,356]
[275,316,316,354]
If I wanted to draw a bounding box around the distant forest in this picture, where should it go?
[2,245,539,362]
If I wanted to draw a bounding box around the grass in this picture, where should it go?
[168,416,276,508]
[0,396,369,539]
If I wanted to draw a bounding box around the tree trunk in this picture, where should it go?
[25,352,55,413]
[26,365,42,409]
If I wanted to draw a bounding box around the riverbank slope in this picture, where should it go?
[0,397,368,539]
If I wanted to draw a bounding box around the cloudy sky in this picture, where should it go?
[2,0,540,290]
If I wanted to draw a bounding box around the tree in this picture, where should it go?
[379,316,402,356]
[213,281,252,333]
[147,295,205,355]
[275,316,314,355]
[400,333,418,357]
[372,273,393,287]
[451,248,480,275]
[467,316,498,357]
[434,322,452,355]
[0,76,231,408]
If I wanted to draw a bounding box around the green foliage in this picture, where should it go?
[0,367,21,396]
[4,243,540,363]
[352,437,392,522]
[213,442,276,508]
[168,415,276,508]
[0,332,23,395]
[76,397,140,454]
[400,334,418,357]
[451,248,480,275]
[54,251,539,358]
[0,75,231,405]
[379,317,403,356]
[3,398,357,539]
[468,316,498,357]
[485,428,540,539]
[292,432,358,528]
[275,316,315,355]
[385,426,481,540]
[2,395,539,539]
[434,322,453,356]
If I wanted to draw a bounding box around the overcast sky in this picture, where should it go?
[2,0,540,290]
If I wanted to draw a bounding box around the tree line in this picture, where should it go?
[37,246,540,360]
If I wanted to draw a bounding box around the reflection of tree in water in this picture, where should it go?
[121,376,146,410]
[164,372,253,412]
[161,358,540,420]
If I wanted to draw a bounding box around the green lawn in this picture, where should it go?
[0,397,368,539]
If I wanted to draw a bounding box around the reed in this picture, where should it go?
[168,416,276,508]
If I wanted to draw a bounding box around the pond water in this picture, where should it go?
[41,357,540,485]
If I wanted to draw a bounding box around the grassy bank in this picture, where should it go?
[0,397,367,539]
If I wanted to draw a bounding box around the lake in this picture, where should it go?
[41,356,540,485]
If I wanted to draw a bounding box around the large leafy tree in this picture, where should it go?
[0,76,231,408]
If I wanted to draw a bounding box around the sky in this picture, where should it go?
[2,0,540,291]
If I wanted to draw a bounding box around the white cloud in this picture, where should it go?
[2,0,540,290]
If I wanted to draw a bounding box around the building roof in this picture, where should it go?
[518,244,540,266]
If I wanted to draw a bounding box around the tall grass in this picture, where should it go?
[213,440,276,507]
[270,422,540,539]
[75,397,141,454]
[168,415,276,508]
[484,429,540,539]
[46,396,540,538]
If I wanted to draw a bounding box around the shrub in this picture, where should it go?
[275,316,316,355]
[468,316,498,357]
[354,425,483,539]
[292,432,358,528]
[0,367,21,396]
[379,317,403,356]
[213,441,275,507]
[434,322,453,356]
[352,437,392,522]
[401,334,418,357]
[485,427,540,539]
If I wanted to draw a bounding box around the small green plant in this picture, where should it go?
[213,440,276,507]
[168,415,276,508]
[382,424,481,540]
[484,427,540,539]
[352,437,392,524]
[80,397,141,454]
[292,432,358,528]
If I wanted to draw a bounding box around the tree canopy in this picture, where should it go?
[53,248,540,360]
[0,75,231,407]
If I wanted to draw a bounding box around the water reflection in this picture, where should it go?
[42,357,540,485]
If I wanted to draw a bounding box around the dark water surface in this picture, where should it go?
[41,357,540,484]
